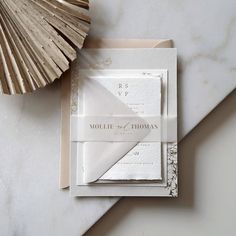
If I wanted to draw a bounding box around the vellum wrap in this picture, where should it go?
[72,72,150,183]
[71,70,177,183]
[0,0,90,95]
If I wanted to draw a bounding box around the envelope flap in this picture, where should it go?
[76,72,150,183]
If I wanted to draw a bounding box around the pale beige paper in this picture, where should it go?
[60,39,172,189]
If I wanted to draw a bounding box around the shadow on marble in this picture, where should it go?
[85,89,236,236]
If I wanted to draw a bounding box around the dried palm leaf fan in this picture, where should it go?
[0,0,90,95]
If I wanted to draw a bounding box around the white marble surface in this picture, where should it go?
[0,83,117,235]
[87,90,236,236]
[0,0,236,235]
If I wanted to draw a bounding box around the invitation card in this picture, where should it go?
[88,73,163,181]
[69,48,177,197]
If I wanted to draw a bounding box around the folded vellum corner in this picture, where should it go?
[71,73,151,183]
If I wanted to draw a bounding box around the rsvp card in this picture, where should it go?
[96,76,163,180]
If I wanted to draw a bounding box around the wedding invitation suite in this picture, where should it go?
[69,48,177,197]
